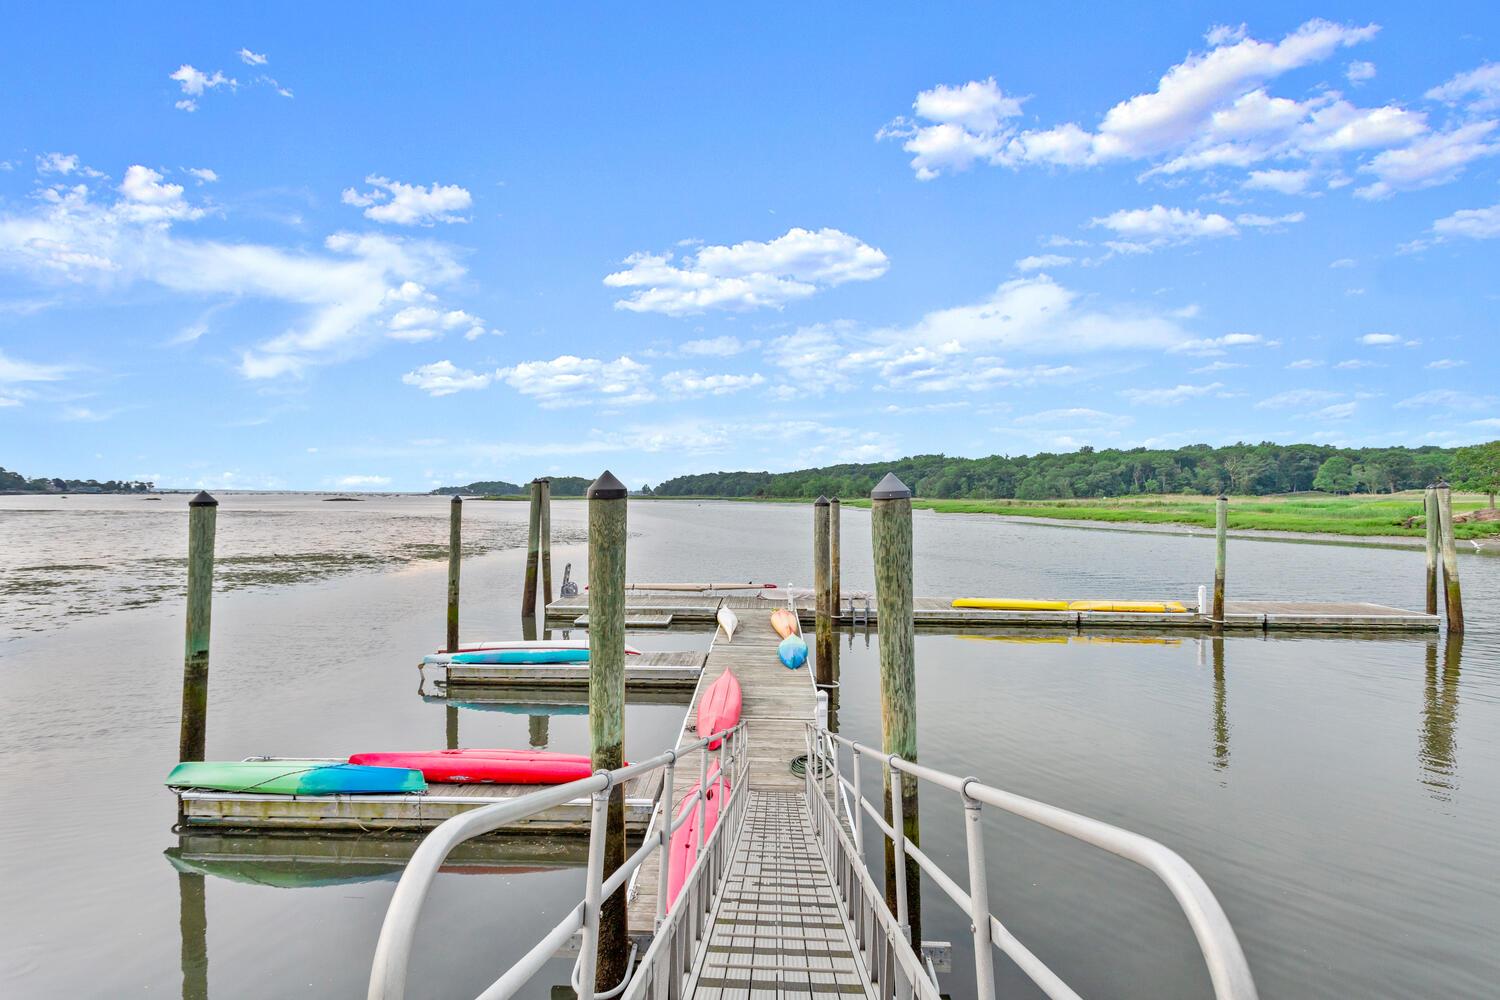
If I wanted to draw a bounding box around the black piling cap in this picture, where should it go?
[188,490,218,507]
[1218,494,1228,502]
[1436,479,1450,489]
[451,494,462,503]
[814,495,830,507]
[871,473,911,500]
[587,470,628,500]
[533,476,551,483]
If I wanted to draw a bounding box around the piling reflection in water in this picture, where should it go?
[1212,637,1230,773]
[177,869,207,1000]
[1419,634,1464,800]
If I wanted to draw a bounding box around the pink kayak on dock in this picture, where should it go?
[665,763,730,909]
[347,749,604,784]
[696,670,742,750]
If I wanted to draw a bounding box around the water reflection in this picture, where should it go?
[1212,637,1230,773]
[1420,634,1464,800]
[177,870,207,1000]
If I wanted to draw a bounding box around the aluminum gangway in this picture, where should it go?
[366,721,1257,999]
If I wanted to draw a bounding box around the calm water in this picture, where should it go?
[1,494,1496,998]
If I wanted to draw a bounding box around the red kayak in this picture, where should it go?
[666,763,730,908]
[696,670,742,750]
[348,749,603,784]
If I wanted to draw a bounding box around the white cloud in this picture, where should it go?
[1122,382,1223,406]
[186,167,218,184]
[1397,390,1496,411]
[1359,332,1399,346]
[1432,203,1500,239]
[1427,359,1466,370]
[877,77,1027,178]
[604,227,888,316]
[1170,332,1269,356]
[1015,253,1074,271]
[36,153,104,178]
[494,355,653,408]
[661,370,766,396]
[336,475,390,487]
[384,305,482,342]
[1330,257,1356,268]
[1013,407,1121,425]
[401,360,493,396]
[239,48,268,66]
[1355,121,1500,199]
[1426,63,1500,114]
[679,335,750,357]
[0,350,68,388]
[1257,388,1342,408]
[1091,205,1237,246]
[1243,168,1311,193]
[170,64,234,97]
[1192,360,1245,373]
[341,176,472,226]
[1334,359,1381,369]
[0,173,474,378]
[1307,401,1358,420]
[1235,211,1304,227]
[1286,358,1324,369]
[1346,61,1376,85]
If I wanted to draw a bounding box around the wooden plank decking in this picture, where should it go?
[627,604,815,938]
[436,650,705,690]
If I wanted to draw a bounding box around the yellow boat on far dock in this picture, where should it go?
[953,598,1189,614]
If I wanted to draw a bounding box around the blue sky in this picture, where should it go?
[1,4,1497,491]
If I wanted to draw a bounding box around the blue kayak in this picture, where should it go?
[778,636,808,670]
[165,760,427,795]
[449,649,590,665]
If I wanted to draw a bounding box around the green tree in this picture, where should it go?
[1313,456,1356,493]
[1452,440,1500,508]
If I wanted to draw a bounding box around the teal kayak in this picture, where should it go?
[165,760,427,795]
[449,649,590,665]
[778,636,808,670]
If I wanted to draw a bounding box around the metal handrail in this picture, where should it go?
[809,724,1258,1000]
[368,722,747,1000]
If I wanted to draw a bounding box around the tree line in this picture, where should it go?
[650,441,1500,503]
[0,466,156,494]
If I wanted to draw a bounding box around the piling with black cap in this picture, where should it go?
[1436,481,1464,633]
[178,491,218,762]
[446,496,462,652]
[1212,495,1228,630]
[587,470,629,989]
[521,479,543,619]
[813,496,834,689]
[870,472,921,945]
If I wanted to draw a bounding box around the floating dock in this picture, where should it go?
[172,761,660,837]
[546,593,1437,632]
[423,650,705,692]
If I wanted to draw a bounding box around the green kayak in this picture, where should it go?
[165,759,427,795]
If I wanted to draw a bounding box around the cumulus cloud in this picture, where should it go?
[1354,121,1500,199]
[1346,61,1376,85]
[385,305,484,342]
[604,227,888,316]
[1243,168,1311,193]
[1014,253,1074,271]
[876,77,1027,179]
[1121,382,1224,405]
[678,335,751,357]
[1432,203,1500,239]
[1359,332,1399,345]
[494,355,653,407]
[1091,205,1237,247]
[342,176,473,225]
[661,370,766,396]
[0,169,475,378]
[1426,63,1500,114]
[401,360,493,396]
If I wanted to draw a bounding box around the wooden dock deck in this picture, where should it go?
[429,650,705,691]
[548,593,1438,632]
[627,603,816,938]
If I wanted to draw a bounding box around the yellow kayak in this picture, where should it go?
[952,598,1069,611]
[952,598,1188,614]
[1069,600,1188,613]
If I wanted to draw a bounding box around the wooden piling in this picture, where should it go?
[1436,482,1465,633]
[830,496,842,614]
[870,472,921,946]
[445,706,459,750]
[1212,495,1227,631]
[539,478,553,607]
[1424,485,1440,616]
[521,479,543,619]
[178,491,217,763]
[529,714,549,749]
[813,496,834,689]
[587,470,629,991]
[446,496,461,652]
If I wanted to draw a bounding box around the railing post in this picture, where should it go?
[587,471,629,991]
[850,747,865,856]
[179,491,218,763]
[871,472,922,946]
[446,495,461,652]
[577,786,611,1000]
[1212,495,1227,630]
[889,762,909,937]
[962,786,997,999]
[696,742,708,854]
[656,754,675,928]
[1436,481,1465,633]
